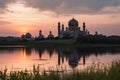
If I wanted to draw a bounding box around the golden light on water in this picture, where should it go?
[23,48,26,59]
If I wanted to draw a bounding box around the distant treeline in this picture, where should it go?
[0,35,120,45]
[76,35,120,44]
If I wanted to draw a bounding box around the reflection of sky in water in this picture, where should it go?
[0,47,120,72]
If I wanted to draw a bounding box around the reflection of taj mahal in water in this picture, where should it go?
[24,47,86,69]
[58,18,89,38]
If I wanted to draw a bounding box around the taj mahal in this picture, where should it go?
[21,18,90,40]
[58,18,89,38]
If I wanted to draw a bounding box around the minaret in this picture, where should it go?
[58,22,61,38]
[83,22,86,31]
[62,24,64,31]
[50,31,52,35]
[39,30,42,36]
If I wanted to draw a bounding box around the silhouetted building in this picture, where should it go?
[21,32,34,40]
[38,30,44,39]
[47,31,54,39]
[58,18,89,38]
[95,31,98,35]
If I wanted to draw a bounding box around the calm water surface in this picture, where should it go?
[0,46,120,72]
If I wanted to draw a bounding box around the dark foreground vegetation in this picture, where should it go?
[0,60,120,80]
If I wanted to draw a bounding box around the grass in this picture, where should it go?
[0,60,120,80]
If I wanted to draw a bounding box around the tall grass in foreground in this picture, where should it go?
[0,60,120,80]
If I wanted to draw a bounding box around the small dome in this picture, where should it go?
[25,32,32,38]
[68,18,79,30]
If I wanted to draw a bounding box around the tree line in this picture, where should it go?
[76,35,120,44]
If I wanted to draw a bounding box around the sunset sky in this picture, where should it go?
[0,0,120,37]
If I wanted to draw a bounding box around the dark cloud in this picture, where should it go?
[25,0,120,15]
[0,0,15,13]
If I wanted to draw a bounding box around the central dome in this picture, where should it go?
[68,18,79,30]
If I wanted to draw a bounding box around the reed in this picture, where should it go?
[0,60,120,80]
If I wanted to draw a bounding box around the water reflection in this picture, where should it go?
[28,47,120,69]
[25,47,32,56]
[0,46,120,71]
[57,49,86,68]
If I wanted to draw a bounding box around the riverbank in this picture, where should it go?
[0,39,120,48]
[0,60,120,80]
